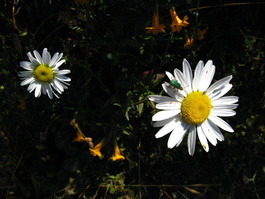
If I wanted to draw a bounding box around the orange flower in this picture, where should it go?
[89,142,104,157]
[109,145,125,161]
[146,12,166,35]
[18,98,27,110]
[184,34,193,49]
[170,9,189,33]
[72,129,85,142]
[197,28,208,40]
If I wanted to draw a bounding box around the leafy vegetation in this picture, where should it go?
[1,0,265,198]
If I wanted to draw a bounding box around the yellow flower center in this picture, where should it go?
[181,91,212,125]
[33,64,54,83]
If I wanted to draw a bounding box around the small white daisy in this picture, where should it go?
[149,59,239,155]
[18,48,71,99]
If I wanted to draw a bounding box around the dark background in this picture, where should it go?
[1,0,265,198]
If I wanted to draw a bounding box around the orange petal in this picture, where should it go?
[72,129,85,142]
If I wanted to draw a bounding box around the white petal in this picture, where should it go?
[53,79,64,92]
[20,61,33,70]
[42,48,48,64]
[206,119,224,141]
[54,53,64,65]
[165,71,175,80]
[44,84,59,99]
[192,60,204,91]
[43,48,51,65]
[182,59,193,93]
[162,83,177,98]
[152,110,180,121]
[213,104,238,110]
[156,101,181,110]
[153,117,175,127]
[50,52,59,66]
[175,122,189,147]
[174,68,188,88]
[20,77,35,86]
[167,121,187,148]
[148,95,176,103]
[198,61,215,92]
[50,81,62,94]
[187,125,196,156]
[55,75,71,82]
[54,59,65,68]
[162,83,184,100]
[211,108,236,117]
[27,52,38,64]
[197,125,209,152]
[201,121,217,146]
[155,118,179,138]
[208,114,234,132]
[50,84,60,99]
[27,82,37,93]
[56,69,71,75]
[33,50,43,64]
[210,84,232,100]
[34,84,42,97]
[206,75,232,96]
[211,96,239,106]
[42,85,47,95]
[46,85,54,99]
[18,71,33,78]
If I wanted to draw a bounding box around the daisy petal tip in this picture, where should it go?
[228,129,234,133]
[148,95,154,100]
[206,60,213,65]
[202,145,209,152]
[165,71,172,76]
[167,143,175,149]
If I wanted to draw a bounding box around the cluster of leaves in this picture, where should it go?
[1,0,265,198]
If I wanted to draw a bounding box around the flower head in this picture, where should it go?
[19,48,71,99]
[184,34,193,49]
[109,145,125,161]
[146,12,166,35]
[170,9,189,33]
[89,141,104,157]
[149,59,239,155]
[72,129,85,142]
[17,97,27,110]
[197,28,208,40]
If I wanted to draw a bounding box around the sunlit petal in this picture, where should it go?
[155,118,179,138]
[197,124,209,152]
[187,125,196,155]
[152,110,180,121]
[192,61,204,91]
[208,115,234,132]
[156,101,181,110]
[167,121,187,148]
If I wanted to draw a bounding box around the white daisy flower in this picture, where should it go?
[18,48,71,99]
[149,59,239,155]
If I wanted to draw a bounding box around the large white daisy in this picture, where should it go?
[19,48,71,99]
[149,59,239,155]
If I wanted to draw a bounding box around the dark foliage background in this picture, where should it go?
[1,0,265,198]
